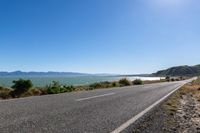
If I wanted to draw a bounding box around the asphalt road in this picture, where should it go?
[0,79,194,133]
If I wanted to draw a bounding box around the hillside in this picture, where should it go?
[153,65,200,76]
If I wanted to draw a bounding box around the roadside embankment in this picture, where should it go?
[133,77,200,133]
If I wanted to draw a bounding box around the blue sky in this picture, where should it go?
[0,0,200,74]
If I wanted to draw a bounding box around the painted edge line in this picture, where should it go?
[76,92,115,101]
[111,83,189,133]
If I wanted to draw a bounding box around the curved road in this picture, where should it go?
[0,79,194,133]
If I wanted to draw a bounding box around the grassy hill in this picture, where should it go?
[153,65,200,76]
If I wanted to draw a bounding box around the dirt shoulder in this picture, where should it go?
[132,78,200,133]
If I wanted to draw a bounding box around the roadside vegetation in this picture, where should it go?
[0,76,184,100]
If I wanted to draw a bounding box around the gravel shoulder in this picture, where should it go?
[132,78,200,133]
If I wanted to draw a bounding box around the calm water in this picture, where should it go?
[0,76,163,87]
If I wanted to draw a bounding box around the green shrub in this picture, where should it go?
[89,83,102,89]
[119,78,132,86]
[89,81,113,89]
[171,78,175,82]
[47,86,60,94]
[11,79,33,97]
[61,85,75,93]
[165,76,170,81]
[133,79,143,85]
[101,81,111,88]
[47,81,75,94]
[47,81,60,94]
[111,82,118,87]
[179,76,183,80]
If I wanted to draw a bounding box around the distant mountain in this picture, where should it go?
[0,71,91,77]
[153,65,200,76]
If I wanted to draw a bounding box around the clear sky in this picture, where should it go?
[0,0,200,74]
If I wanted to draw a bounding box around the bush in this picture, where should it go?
[119,78,132,86]
[47,81,75,94]
[47,86,60,94]
[133,79,143,85]
[101,81,112,88]
[89,81,114,89]
[47,81,62,94]
[171,78,175,82]
[166,76,170,82]
[47,81,58,94]
[61,85,75,93]
[11,79,33,97]
[111,82,118,87]
[179,76,183,80]
[89,83,102,89]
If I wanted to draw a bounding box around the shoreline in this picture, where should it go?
[0,76,185,100]
[0,77,169,100]
[0,76,165,88]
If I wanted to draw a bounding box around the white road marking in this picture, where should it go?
[76,92,115,101]
[111,84,186,133]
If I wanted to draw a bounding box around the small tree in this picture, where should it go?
[12,79,33,97]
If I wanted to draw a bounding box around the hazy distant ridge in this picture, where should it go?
[0,71,91,77]
[2,64,200,77]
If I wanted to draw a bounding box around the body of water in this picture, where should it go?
[0,76,164,87]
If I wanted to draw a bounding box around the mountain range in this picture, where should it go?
[0,71,91,77]
[1,64,200,77]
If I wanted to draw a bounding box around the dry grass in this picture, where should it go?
[181,78,200,101]
[0,87,12,99]
[143,79,166,84]
[164,93,180,115]
[20,88,43,97]
[164,77,200,114]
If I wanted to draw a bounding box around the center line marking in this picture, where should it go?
[76,92,115,101]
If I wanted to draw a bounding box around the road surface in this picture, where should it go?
[0,79,194,133]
